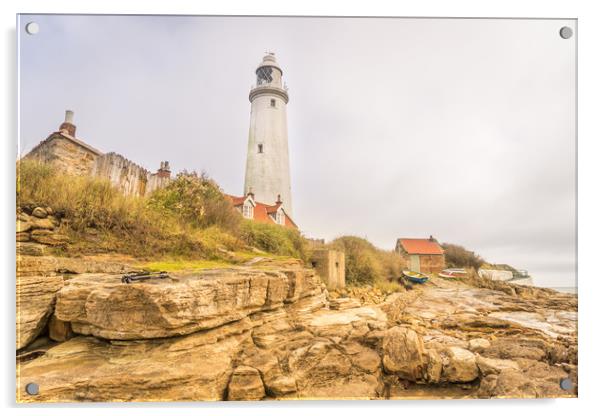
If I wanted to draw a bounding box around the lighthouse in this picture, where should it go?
[244,53,293,215]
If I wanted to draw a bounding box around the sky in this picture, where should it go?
[18,15,576,288]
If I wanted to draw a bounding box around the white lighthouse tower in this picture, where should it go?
[244,53,293,215]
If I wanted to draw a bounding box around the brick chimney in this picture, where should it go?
[275,194,282,206]
[156,161,171,178]
[59,110,76,137]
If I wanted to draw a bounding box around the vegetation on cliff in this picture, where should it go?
[329,236,404,290]
[441,242,485,270]
[17,160,306,261]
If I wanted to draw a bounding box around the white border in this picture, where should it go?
[2,1,601,415]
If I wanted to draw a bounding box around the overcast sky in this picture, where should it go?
[18,15,576,288]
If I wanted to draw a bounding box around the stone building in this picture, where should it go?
[310,249,345,290]
[395,236,445,274]
[23,110,171,197]
[226,192,297,229]
[244,53,293,216]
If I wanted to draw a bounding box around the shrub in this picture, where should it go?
[329,236,403,286]
[441,243,485,270]
[148,172,241,232]
[239,220,308,260]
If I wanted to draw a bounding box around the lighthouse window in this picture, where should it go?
[258,144,264,153]
[257,67,273,85]
[270,99,276,107]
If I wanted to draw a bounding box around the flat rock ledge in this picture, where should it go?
[55,268,326,340]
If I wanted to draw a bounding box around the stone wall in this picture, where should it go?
[25,133,100,176]
[24,131,171,198]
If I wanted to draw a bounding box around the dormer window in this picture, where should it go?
[276,210,285,225]
[243,203,254,219]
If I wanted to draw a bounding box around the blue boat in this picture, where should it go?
[402,270,429,284]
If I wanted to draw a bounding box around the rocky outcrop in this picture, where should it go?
[16,275,64,350]
[382,326,426,381]
[476,355,520,376]
[17,322,248,402]
[55,268,325,340]
[17,207,69,248]
[227,366,266,401]
[441,347,479,383]
[16,266,578,402]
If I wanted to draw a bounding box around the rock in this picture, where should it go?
[378,292,414,322]
[17,242,50,256]
[302,306,387,340]
[476,355,519,376]
[477,369,537,398]
[30,230,69,246]
[300,373,382,399]
[15,259,578,402]
[17,220,32,233]
[441,347,478,382]
[16,275,64,350]
[468,338,491,353]
[31,217,55,230]
[329,297,361,310]
[48,315,73,342]
[425,349,443,383]
[17,329,247,403]
[17,211,32,222]
[227,366,266,401]
[56,268,324,340]
[17,255,132,276]
[265,376,297,396]
[382,326,426,381]
[485,337,547,361]
[16,232,31,242]
[32,207,48,218]
[343,342,382,373]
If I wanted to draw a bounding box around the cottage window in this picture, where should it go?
[243,203,253,219]
[276,210,285,225]
[270,98,276,107]
[258,144,263,153]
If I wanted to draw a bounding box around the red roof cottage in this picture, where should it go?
[227,192,298,229]
[395,236,445,274]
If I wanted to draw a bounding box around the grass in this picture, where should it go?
[239,219,308,261]
[16,160,308,263]
[140,259,234,272]
[373,279,405,294]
